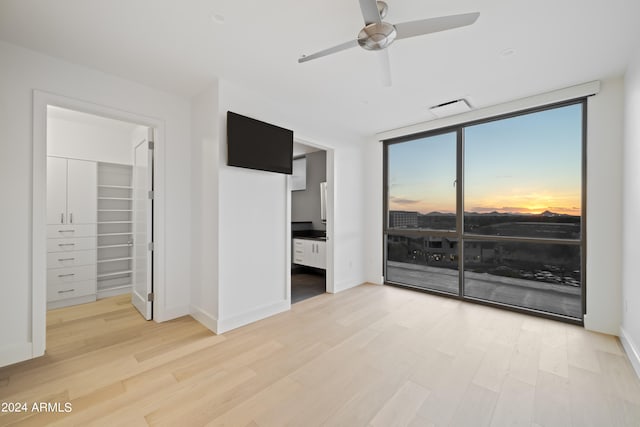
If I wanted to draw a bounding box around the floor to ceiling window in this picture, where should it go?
[384,100,585,322]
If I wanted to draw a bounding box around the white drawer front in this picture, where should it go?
[48,280,96,302]
[47,237,96,253]
[47,264,96,286]
[47,224,96,238]
[47,250,96,269]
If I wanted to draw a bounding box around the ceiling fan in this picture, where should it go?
[298,0,480,86]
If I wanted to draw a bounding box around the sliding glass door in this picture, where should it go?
[385,131,459,295]
[384,100,585,321]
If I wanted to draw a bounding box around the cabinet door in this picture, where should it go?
[47,157,68,225]
[314,241,326,269]
[67,159,97,224]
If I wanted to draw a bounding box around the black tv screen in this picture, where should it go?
[227,111,293,174]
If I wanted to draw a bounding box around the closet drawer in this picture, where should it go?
[47,237,96,253]
[47,264,96,286]
[47,280,96,302]
[47,224,96,238]
[47,250,96,269]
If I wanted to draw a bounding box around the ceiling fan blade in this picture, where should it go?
[395,12,480,40]
[377,50,392,87]
[298,40,359,63]
[359,0,381,25]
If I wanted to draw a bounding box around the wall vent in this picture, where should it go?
[429,98,471,118]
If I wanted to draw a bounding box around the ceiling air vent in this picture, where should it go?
[429,98,471,118]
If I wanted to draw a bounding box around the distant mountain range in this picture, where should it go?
[422,210,574,217]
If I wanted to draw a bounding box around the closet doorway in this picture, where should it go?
[44,106,154,319]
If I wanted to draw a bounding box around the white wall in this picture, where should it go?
[0,41,191,367]
[363,79,625,335]
[189,81,220,330]
[363,139,384,284]
[621,49,640,375]
[47,115,136,165]
[188,79,367,333]
[585,77,624,334]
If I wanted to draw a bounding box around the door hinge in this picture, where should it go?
[147,292,154,302]
[148,140,155,150]
[148,242,154,251]
[148,190,154,199]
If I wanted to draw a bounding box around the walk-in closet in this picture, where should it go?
[45,106,153,318]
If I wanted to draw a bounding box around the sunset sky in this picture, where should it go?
[388,103,582,216]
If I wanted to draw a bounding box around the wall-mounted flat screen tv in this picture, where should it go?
[227,111,293,174]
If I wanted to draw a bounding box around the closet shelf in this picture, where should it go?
[98,185,133,189]
[98,197,133,201]
[98,221,133,224]
[98,257,133,263]
[97,244,132,249]
[98,270,133,279]
[97,162,135,295]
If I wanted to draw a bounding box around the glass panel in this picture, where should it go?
[387,132,457,231]
[386,233,458,294]
[464,104,582,239]
[463,240,581,318]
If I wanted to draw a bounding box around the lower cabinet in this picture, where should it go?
[47,226,97,309]
[293,238,326,269]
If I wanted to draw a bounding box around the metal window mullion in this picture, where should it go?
[457,128,465,298]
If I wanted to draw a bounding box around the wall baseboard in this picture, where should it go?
[0,343,34,368]
[620,327,640,379]
[332,279,363,294]
[217,300,290,334]
[190,305,218,333]
[156,305,190,322]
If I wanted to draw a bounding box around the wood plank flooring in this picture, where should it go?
[1,284,639,426]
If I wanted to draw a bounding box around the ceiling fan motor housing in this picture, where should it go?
[358,22,397,50]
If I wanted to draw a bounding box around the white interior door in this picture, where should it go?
[131,131,153,319]
[46,157,67,225]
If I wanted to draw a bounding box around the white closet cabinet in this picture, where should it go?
[47,157,97,225]
[46,156,97,309]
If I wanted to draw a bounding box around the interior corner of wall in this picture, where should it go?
[620,326,640,379]
[189,304,219,333]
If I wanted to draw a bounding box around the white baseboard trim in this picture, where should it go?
[190,305,218,333]
[217,300,290,334]
[332,280,364,294]
[97,285,131,300]
[620,327,640,379]
[156,305,190,322]
[47,294,96,310]
[0,342,34,368]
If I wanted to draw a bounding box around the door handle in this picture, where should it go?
[61,213,64,224]
[70,213,73,224]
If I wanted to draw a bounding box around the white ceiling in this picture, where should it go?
[2,0,639,138]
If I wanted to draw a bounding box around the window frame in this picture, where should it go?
[383,98,587,324]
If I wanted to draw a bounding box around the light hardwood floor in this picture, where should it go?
[1,284,640,426]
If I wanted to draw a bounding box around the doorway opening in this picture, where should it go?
[43,106,154,323]
[290,141,330,303]
[32,91,164,359]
